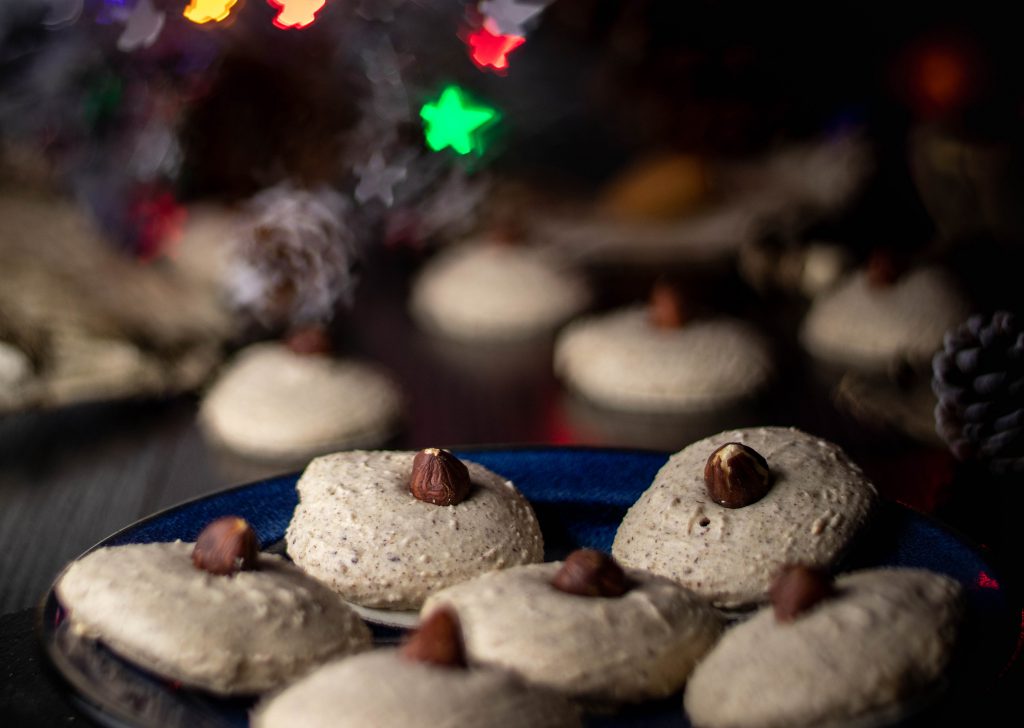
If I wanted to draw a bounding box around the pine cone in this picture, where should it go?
[226,184,359,331]
[933,312,1024,474]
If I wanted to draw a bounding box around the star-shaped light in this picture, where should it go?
[117,0,165,52]
[420,86,498,155]
[360,37,412,124]
[268,0,326,29]
[468,21,525,72]
[479,0,546,36]
[183,0,237,24]
[354,152,407,206]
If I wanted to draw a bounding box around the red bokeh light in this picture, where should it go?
[467,22,525,73]
[131,189,186,262]
[977,571,1000,590]
[268,0,326,30]
[901,36,982,118]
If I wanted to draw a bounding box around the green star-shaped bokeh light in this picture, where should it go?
[420,86,499,155]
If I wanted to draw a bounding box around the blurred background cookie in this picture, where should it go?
[0,191,231,413]
[555,284,774,414]
[801,263,970,375]
[199,341,403,464]
[410,240,590,341]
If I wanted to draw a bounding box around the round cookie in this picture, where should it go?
[253,649,581,728]
[684,568,963,728]
[285,450,544,610]
[421,561,723,702]
[410,242,590,341]
[612,427,877,609]
[199,343,402,461]
[0,340,32,410]
[800,266,970,373]
[554,307,774,413]
[55,541,371,695]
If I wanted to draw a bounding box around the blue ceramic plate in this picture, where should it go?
[40,447,1021,728]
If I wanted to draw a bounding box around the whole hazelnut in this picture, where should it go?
[285,325,332,355]
[703,442,772,508]
[551,549,630,597]
[770,564,834,622]
[648,281,688,329]
[865,249,902,288]
[192,516,260,575]
[410,448,471,506]
[400,609,467,668]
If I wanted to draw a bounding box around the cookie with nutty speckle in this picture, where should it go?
[422,561,723,703]
[684,568,962,727]
[55,542,371,695]
[253,648,581,728]
[612,427,877,609]
[286,450,544,610]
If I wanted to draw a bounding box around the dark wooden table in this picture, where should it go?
[2,247,1021,725]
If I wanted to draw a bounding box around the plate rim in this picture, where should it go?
[62,444,671,559]
[33,445,671,727]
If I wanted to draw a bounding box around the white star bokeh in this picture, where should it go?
[354,152,408,207]
[478,0,549,36]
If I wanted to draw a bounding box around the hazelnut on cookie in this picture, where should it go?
[613,427,877,609]
[800,264,969,373]
[286,448,543,611]
[421,549,723,703]
[684,567,963,727]
[55,518,371,695]
[554,284,774,414]
[254,607,581,728]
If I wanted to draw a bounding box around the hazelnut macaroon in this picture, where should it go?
[613,427,877,609]
[410,241,590,341]
[253,608,581,728]
[420,550,723,703]
[800,262,969,374]
[55,517,371,695]
[554,283,774,413]
[684,567,963,727]
[285,448,544,611]
[198,336,402,463]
